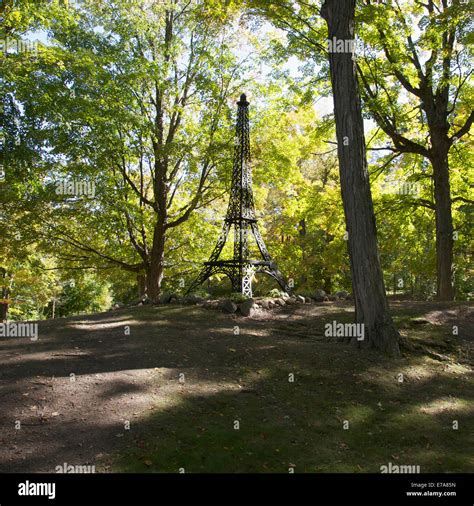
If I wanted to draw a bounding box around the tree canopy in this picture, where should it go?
[1,0,472,324]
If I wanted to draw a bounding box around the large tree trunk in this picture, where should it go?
[137,272,147,298]
[0,300,8,322]
[431,140,454,301]
[322,0,400,357]
[423,88,455,301]
[147,217,166,303]
[1,268,9,322]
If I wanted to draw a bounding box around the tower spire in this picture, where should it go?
[187,94,289,296]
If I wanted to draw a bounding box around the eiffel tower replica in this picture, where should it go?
[187,93,290,297]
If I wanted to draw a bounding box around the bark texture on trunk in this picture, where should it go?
[423,87,455,300]
[137,272,147,298]
[147,217,166,303]
[322,0,400,357]
[1,268,9,322]
[0,301,8,322]
[431,141,454,301]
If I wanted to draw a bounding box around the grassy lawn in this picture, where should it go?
[97,303,473,473]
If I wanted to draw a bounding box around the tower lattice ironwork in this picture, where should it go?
[187,94,290,296]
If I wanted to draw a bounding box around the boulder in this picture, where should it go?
[305,297,312,304]
[132,296,148,306]
[184,295,204,305]
[239,298,256,317]
[135,295,151,305]
[312,289,326,302]
[327,294,337,301]
[221,299,238,314]
[285,297,297,305]
[205,300,220,309]
[336,291,349,299]
[296,295,306,303]
[159,293,173,304]
[411,317,429,325]
[259,299,271,310]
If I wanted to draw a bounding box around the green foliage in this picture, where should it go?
[188,288,211,300]
[1,0,472,323]
[6,255,61,320]
[46,272,112,318]
[229,292,250,303]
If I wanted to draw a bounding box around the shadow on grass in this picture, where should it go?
[1,303,472,473]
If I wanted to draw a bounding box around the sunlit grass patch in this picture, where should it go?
[92,305,474,473]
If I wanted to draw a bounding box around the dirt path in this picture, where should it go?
[0,301,472,473]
